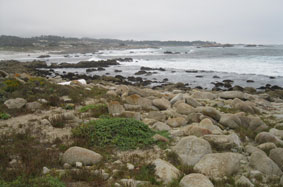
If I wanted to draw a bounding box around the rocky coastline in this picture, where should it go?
[1,60,283,187]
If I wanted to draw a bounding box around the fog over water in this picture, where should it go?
[1,0,283,44]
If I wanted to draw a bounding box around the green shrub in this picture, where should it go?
[2,79,21,92]
[0,112,10,120]
[0,176,65,187]
[79,104,108,117]
[72,118,159,150]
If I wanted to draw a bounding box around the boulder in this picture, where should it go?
[192,91,216,100]
[269,148,283,171]
[232,98,259,114]
[148,111,166,122]
[255,132,283,146]
[170,93,183,105]
[125,94,153,110]
[116,85,129,95]
[219,114,242,129]
[173,136,212,166]
[26,101,42,111]
[196,107,221,121]
[269,128,283,139]
[257,143,276,152]
[248,117,268,132]
[184,96,202,108]
[182,125,212,137]
[4,98,27,109]
[245,145,266,155]
[249,151,282,176]
[62,146,102,166]
[108,101,125,116]
[199,118,223,134]
[194,152,245,178]
[152,159,180,184]
[179,173,214,187]
[203,133,241,150]
[176,103,195,115]
[153,98,171,110]
[219,91,246,100]
[167,117,187,127]
[152,122,171,131]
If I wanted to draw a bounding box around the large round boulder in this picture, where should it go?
[173,136,212,166]
[4,98,27,109]
[62,146,103,166]
[194,152,245,178]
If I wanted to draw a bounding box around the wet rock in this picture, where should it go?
[173,136,212,166]
[62,146,102,166]
[180,173,214,187]
[194,152,245,178]
[249,151,282,176]
[152,159,181,184]
[4,98,27,109]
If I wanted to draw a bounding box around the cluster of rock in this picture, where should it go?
[2,76,283,186]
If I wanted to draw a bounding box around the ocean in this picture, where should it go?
[1,45,283,89]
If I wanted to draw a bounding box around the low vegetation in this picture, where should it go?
[79,104,108,117]
[72,118,167,150]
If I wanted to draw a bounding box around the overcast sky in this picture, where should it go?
[0,0,283,44]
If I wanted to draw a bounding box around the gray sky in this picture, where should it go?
[1,0,283,44]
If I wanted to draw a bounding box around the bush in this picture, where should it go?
[1,79,21,92]
[0,176,65,187]
[72,118,158,150]
[0,112,10,120]
[79,104,108,117]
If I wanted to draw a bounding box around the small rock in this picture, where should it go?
[257,143,276,152]
[236,176,254,187]
[42,167,50,174]
[63,163,71,169]
[176,103,195,115]
[167,117,187,127]
[255,132,283,146]
[153,134,169,142]
[170,93,183,105]
[76,162,83,168]
[148,111,166,122]
[196,107,221,121]
[127,163,135,170]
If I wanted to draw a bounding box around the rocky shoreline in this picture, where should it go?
[1,60,283,187]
